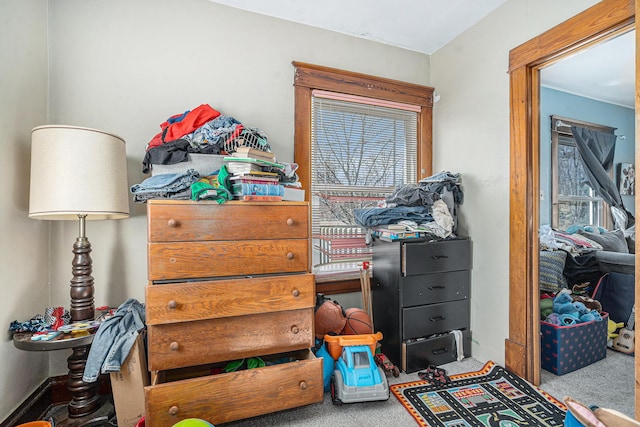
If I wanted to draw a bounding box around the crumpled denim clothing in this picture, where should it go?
[130,169,199,194]
[183,115,241,149]
[421,181,464,205]
[385,183,440,207]
[353,206,433,227]
[419,171,464,205]
[419,170,461,184]
[83,298,145,383]
[133,187,192,203]
[130,169,200,203]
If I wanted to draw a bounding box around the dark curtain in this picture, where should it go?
[571,125,634,229]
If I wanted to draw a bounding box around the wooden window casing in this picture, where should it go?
[292,62,434,294]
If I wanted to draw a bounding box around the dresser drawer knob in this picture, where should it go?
[428,285,445,290]
[430,316,445,322]
[168,405,179,416]
[286,218,294,226]
[167,300,177,309]
[292,289,300,297]
[431,255,448,259]
[286,252,294,260]
[167,219,179,227]
[291,325,299,334]
[170,341,179,351]
[299,381,307,390]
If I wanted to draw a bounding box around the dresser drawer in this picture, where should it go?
[401,329,471,373]
[148,308,314,371]
[402,239,470,275]
[402,300,470,339]
[146,273,315,325]
[148,201,308,242]
[145,349,323,426]
[401,270,470,307]
[148,239,309,280]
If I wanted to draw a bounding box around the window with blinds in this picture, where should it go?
[311,91,418,282]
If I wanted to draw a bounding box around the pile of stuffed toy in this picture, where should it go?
[541,288,603,326]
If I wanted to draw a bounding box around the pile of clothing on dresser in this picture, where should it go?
[354,171,464,241]
[140,103,264,174]
[129,103,298,203]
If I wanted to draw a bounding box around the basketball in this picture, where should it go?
[315,300,347,339]
[341,307,373,335]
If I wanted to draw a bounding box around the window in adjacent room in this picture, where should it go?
[293,62,434,293]
[551,116,614,230]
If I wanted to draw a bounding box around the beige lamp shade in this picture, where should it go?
[29,125,130,220]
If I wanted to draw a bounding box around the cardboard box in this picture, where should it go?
[540,313,608,375]
[110,333,149,427]
[283,187,305,201]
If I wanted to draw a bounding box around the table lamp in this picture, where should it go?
[28,125,129,418]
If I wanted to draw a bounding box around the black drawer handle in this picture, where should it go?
[431,255,449,259]
[432,348,448,355]
[429,316,445,322]
[428,285,445,290]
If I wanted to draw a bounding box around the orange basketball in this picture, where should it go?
[315,300,347,339]
[341,308,373,335]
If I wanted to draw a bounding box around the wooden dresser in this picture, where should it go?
[144,200,323,426]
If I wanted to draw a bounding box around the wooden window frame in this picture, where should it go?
[292,62,434,294]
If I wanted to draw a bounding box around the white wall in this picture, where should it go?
[430,0,600,363]
[2,0,609,419]
[43,0,430,375]
[0,0,50,419]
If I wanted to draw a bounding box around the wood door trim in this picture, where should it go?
[507,0,636,416]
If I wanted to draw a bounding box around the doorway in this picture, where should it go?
[506,0,638,418]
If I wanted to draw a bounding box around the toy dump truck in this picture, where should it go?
[324,333,389,405]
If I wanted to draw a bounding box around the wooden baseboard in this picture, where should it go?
[0,374,112,427]
[1,379,53,427]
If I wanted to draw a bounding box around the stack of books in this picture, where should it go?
[225,148,284,201]
[232,146,276,162]
[373,225,421,242]
[224,147,306,202]
[231,182,285,201]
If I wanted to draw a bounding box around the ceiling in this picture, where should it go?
[540,30,635,109]
[208,0,508,54]
[209,0,635,109]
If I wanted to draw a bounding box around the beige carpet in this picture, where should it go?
[224,350,634,426]
[540,348,634,417]
[224,358,484,426]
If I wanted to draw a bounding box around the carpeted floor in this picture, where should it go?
[540,348,634,417]
[224,350,634,426]
[224,358,483,427]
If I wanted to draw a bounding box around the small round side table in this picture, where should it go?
[13,332,100,418]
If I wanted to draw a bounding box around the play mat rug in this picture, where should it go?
[390,361,566,427]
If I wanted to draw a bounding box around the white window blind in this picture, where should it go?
[311,91,419,282]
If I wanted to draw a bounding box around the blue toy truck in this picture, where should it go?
[329,341,390,405]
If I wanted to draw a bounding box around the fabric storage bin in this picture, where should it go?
[540,313,608,375]
[151,154,225,176]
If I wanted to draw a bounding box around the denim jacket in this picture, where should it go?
[83,298,146,383]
